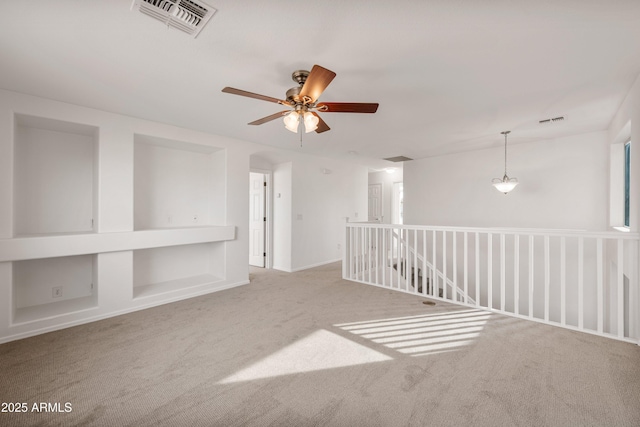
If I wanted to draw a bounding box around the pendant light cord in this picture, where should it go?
[502,131,510,176]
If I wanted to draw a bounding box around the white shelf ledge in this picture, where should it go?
[133,274,223,299]
[0,226,235,262]
[13,296,97,325]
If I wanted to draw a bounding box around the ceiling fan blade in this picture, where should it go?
[299,65,336,103]
[312,112,330,133]
[222,87,289,105]
[248,111,290,125]
[317,102,379,113]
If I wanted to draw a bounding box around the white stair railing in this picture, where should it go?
[390,229,475,305]
[343,223,640,344]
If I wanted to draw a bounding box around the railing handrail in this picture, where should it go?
[346,222,640,240]
[344,221,639,344]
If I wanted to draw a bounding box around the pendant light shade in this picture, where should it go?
[303,112,319,133]
[283,111,300,133]
[492,176,519,193]
[492,131,518,194]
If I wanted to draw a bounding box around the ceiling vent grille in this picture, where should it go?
[384,156,413,162]
[131,0,216,38]
[539,116,565,124]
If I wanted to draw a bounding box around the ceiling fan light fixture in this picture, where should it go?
[221,64,378,138]
[303,112,319,133]
[283,111,299,133]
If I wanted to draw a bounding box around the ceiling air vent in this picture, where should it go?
[384,156,413,162]
[539,116,565,124]
[131,0,217,38]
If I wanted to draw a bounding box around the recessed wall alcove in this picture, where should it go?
[13,114,98,237]
[133,242,225,299]
[1,110,237,344]
[12,254,97,324]
[134,134,226,230]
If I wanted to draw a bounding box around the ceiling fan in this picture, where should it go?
[222,65,379,134]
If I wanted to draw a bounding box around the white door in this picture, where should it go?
[249,172,265,267]
[368,184,383,222]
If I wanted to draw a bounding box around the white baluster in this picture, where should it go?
[488,233,493,310]
[578,237,584,329]
[617,239,624,338]
[514,234,520,316]
[560,237,566,326]
[544,235,550,322]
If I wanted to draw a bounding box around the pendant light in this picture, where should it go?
[492,131,519,194]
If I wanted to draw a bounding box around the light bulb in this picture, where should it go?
[303,112,319,133]
[283,111,299,133]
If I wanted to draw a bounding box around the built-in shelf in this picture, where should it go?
[1,111,239,344]
[133,242,225,299]
[134,134,225,230]
[133,273,223,299]
[12,255,97,324]
[13,114,98,237]
[13,296,97,325]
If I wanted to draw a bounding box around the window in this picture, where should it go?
[624,141,630,227]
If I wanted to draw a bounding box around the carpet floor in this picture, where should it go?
[1,262,639,426]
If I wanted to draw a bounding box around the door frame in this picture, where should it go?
[250,168,273,269]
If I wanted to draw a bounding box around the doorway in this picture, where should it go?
[368,183,383,222]
[249,171,270,267]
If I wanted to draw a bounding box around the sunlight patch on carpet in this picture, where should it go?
[217,329,392,384]
[336,309,491,357]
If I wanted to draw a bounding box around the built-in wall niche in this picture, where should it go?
[133,242,225,298]
[12,255,97,324]
[134,134,225,230]
[13,114,98,237]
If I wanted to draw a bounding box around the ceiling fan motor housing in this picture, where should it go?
[291,70,309,85]
[286,86,302,103]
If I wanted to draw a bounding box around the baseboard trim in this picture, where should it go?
[289,258,341,273]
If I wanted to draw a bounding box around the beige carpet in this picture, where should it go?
[1,262,639,427]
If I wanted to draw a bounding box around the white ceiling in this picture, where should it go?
[1,0,639,168]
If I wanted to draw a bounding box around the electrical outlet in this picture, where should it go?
[193,215,198,223]
[337,243,341,250]
[52,287,63,298]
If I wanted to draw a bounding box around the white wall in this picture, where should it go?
[272,161,292,272]
[291,156,368,271]
[368,168,403,224]
[267,154,368,272]
[404,131,609,231]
